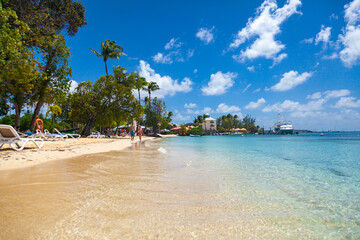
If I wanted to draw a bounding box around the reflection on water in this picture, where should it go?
[0,141,271,239]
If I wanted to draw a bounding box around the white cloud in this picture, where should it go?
[245,98,266,109]
[139,60,193,98]
[330,13,338,20]
[196,26,215,44]
[242,84,252,93]
[263,99,325,113]
[339,0,360,67]
[270,70,312,91]
[187,49,195,59]
[216,103,241,113]
[306,92,322,99]
[152,52,173,64]
[186,107,214,115]
[315,25,332,47]
[253,88,261,93]
[289,109,360,131]
[69,80,78,93]
[184,103,197,109]
[333,97,360,108]
[165,38,182,50]
[302,37,314,44]
[324,89,351,99]
[173,110,191,122]
[247,66,255,72]
[194,69,198,74]
[229,0,301,63]
[201,71,238,96]
[271,53,288,67]
[322,53,338,60]
[263,89,351,113]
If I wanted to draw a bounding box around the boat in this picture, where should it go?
[189,134,201,137]
[271,113,294,134]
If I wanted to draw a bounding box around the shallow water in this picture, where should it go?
[0,133,359,239]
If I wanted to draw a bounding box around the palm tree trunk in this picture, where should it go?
[138,89,141,104]
[104,60,108,76]
[148,91,151,110]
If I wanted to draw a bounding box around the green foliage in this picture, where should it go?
[90,39,126,75]
[3,0,86,131]
[180,124,187,136]
[216,114,258,133]
[70,69,139,136]
[0,115,15,126]
[145,97,168,133]
[188,126,204,135]
[19,112,33,131]
[0,3,37,124]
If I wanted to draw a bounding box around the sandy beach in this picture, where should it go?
[0,136,162,171]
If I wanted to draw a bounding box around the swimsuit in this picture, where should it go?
[130,130,135,137]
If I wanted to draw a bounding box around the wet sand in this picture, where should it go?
[0,140,274,239]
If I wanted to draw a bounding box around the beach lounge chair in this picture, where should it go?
[33,129,61,141]
[88,131,105,138]
[0,124,44,151]
[54,128,80,139]
[44,129,65,140]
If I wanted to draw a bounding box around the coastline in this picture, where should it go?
[0,136,175,171]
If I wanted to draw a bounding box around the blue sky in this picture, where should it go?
[66,0,360,130]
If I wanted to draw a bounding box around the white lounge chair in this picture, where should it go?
[44,129,65,140]
[54,128,80,139]
[0,124,44,151]
[33,129,60,141]
[88,131,105,138]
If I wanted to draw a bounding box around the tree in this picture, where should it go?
[90,39,126,76]
[145,82,159,110]
[188,126,204,136]
[145,97,167,133]
[0,3,38,126]
[46,104,62,132]
[70,69,138,136]
[134,74,147,104]
[29,34,72,131]
[4,0,87,131]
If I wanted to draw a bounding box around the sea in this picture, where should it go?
[0,132,359,239]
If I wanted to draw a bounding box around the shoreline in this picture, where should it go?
[0,135,176,171]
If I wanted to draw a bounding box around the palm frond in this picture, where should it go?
[89,48,102,58]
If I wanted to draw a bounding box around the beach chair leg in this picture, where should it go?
[0,143,3,149]
[10,141,26,151]
[31,139,44,149]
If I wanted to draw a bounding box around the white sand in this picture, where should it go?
[0,137,154,171]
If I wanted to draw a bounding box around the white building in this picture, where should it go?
[201,117,217,134]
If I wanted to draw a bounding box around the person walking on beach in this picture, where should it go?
[35,115,44,133]
[137,125,143,142]
[130,123,135,141]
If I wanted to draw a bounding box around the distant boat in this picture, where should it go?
[190,134,201,137]
[272,113,294,134]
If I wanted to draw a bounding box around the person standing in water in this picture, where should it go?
[130,123,135,141]
[137,125,143,142]
[35,115,44,133]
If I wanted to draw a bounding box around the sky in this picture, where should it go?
[66,0,360,131]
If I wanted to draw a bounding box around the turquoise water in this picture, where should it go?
[158,132,360,238]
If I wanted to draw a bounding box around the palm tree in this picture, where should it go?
[46,105,62,132]
[90,39,127,76]
[134,74,148,104]
[146,82,159,109]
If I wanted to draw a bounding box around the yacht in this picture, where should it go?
[272,113,294,134]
